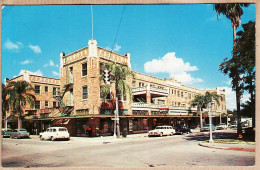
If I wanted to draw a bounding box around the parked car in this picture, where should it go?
[216,123,228,130]
[2,128,13,138]
[230,122,237,128]
[10,129,30,139]
[40,127,70,141]
[175,125,191,135]
[148,125,175,137]
[200,124,216,132]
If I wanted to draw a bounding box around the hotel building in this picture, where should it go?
[5,39,228,136]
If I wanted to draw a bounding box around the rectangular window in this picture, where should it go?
[53,101,57,107]
[53,87,60,96]
[82,63,87,76]
[177,91,180,97]
[188,93,191,99]
[35,101,40,109]
[35,85,40,94]
[174,90,176,95]
[139,82,144,87]
[45,86,48,92]
[45,101,48,108]
[181,92,183,98]
[99,62,104,75]
[82,86,88,99]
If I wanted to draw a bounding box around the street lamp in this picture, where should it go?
[208,101,214,143]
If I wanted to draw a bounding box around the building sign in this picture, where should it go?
[132,110,148,116]
[169,111,188,116]
[159,108,169,113]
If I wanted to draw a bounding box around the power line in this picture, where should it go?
[91,5,94,40]
[111,5,126,52]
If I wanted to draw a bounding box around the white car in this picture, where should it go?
[148,125,175,137]
[216,123,228,130]
[40,127,70,141]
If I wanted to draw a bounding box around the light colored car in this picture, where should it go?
[230,122,237,128]
[10,129,30,139]
[148,125,175,137]
[216,123,228,130]
[40,127,70,141]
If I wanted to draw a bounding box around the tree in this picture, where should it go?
[214,3,249,138]
[233,21,255,127]
[191,95,206,128]
[7,81,36,129]
[2,83,10,129]
[100,62,134,138]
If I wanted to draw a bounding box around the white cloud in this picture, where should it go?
[18,69,43,76]
[218,87,251,111]
[29,44,41,53]
[52,71,59,77]
[55,64,59,67]
[114,44,121,52]
[105,47,112,51]
[144,52,202,85]
[20,59,33,65]
[49,60,54,66]
[4,39,23,50]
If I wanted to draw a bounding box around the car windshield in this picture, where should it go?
[18,129,27,131]
[232,122,237,125]
[59,128,67,131]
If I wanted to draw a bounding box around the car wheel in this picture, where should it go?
[40,136,44,141]
[180,132,183,135]
[170,132,174,136]
[187,131,189,134]
[51,136,55,141]
[160,133,163,137]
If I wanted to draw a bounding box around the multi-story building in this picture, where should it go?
[4,39,228,136]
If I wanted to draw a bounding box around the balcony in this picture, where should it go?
[132,102,149,108]
[132,86,168,97]
[150,103,168,108]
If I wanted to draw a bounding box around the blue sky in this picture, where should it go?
[2,4,255,110]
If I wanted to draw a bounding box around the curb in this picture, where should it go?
[198,142,255,152]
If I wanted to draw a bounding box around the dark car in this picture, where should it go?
[10,129,30,139]
[2,128,13,138]
[175,125,191,135]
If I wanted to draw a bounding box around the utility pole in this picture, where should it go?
[209,102,214,143]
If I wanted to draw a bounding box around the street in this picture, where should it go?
[1,130,255,167]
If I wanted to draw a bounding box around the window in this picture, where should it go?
[177,91,180,97]
[132,81,136,88]
[45,101,48,108]
[82,86,88,99]
[174,90,176,95]
[53,87,60,96]
[45,86,48,92]
[99,62,104,75]
[82,63,87,76]
[139,82,144,87]
[181,92,183,98]
[53,101,57,107]
[53,129,57,132]
[171,89,174,94]
[188,93,191,99]
[35,101,40,109]
[35,85,40,94]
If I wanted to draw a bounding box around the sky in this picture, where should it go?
[2,4,256,110]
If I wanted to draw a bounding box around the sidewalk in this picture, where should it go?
[198,141,255,152]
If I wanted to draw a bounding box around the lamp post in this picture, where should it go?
[209,101,214,143]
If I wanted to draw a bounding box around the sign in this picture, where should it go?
[159,108,169,113]
[111,118,119,121]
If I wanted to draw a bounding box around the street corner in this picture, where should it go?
[198,141,255,152]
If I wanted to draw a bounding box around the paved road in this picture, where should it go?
[1,130,255,167]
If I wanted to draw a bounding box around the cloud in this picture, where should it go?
[4,39,23,50]
[218,87,250,111]
[18,69,43,76]
[144,52,202,84]
[49,60,54,66]
[105,47,112,51]
[114,44,121,52]
[44,60,59,67]
[20,59,33,65]
[29,44,41,53]
[52,71,59,77]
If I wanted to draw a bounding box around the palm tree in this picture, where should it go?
[214,3,249,137]
[191,95,205,128]
[2,83,10,129]
[100,62,134,138]
[7,81,36,130]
